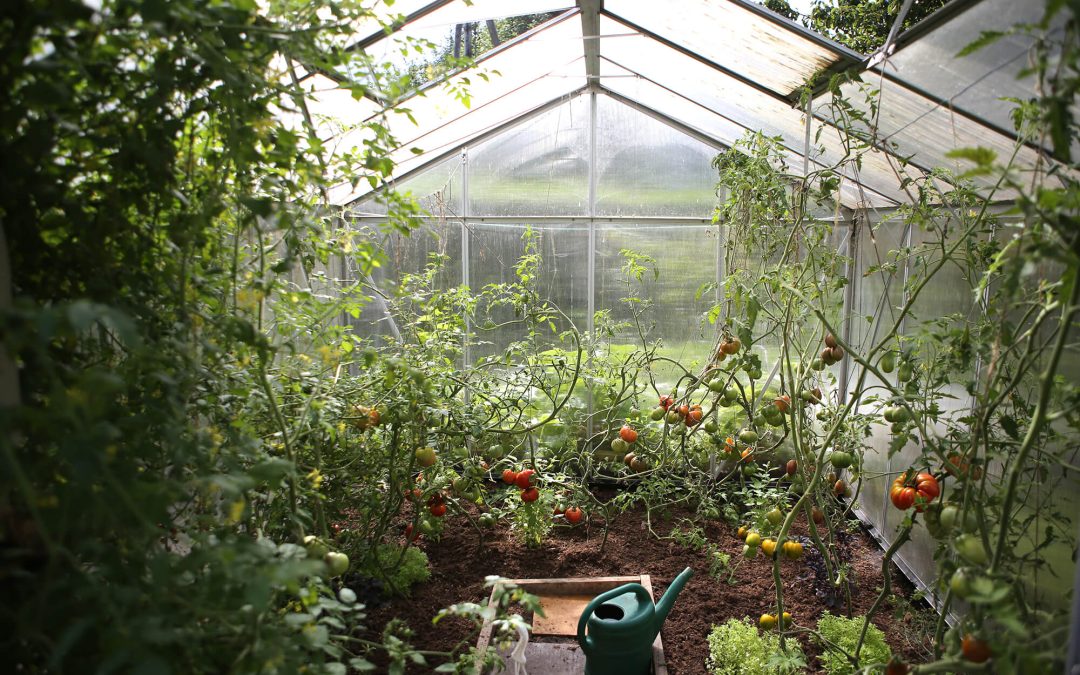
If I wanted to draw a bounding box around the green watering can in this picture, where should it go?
[576,567,694,675]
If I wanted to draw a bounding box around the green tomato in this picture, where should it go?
[748,369,762,380]
[766,508,783,526]
[704,420,719,434]
[671,423,686,437]
[897,363,914,382]
[950,568,973,599]
[303,535,329,560]
[665,411,682,424]
[955,534,988,566]
[829,451,852,469]
[738,429,759,444]
[741,464,756,477]
[939,505,959,533]
[611,437,628,454]
[811,358,825,371]
[723,387,739,403]
[649,407,666,421]
[478,513,497,528]
[708,379,725,393]
[325,551,350,577]
[880,352,896,373]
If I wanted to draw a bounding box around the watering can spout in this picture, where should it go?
[653,567,693,627]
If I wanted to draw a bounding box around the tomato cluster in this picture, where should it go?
[889,471,940,511]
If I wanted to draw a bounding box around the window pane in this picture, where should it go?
[595,222,719,389]
[595,95,720,217]
[606,0,848,96]
[468,97,591,216]
[467,221,590,360]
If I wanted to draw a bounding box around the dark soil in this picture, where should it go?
[360,489,935,673]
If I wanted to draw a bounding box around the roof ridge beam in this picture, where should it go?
[578,0,602,91]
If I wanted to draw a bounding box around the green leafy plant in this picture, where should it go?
[705,618,805,675]
[815,613,892,675]
[364,545,432,597]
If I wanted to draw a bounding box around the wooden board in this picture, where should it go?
[475,575,667,675]
[532,594,594,635]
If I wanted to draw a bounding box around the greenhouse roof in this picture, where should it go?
[310,0,1068,209]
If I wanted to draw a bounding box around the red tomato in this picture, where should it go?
[619,425,638,444]
[686,408,703,425]
[515,469,536,489]
[785,459,797,475]
[520,487,540,503]
[502,469,518,485]
[961,635,991,663]
[890,483,916,510]
[677,404,690,417]
[915,471,940,501]
[427,492,445,507]
[404,523,420,541]
[659,394,675,410]
[565,506,584,524]
[774,396,790,413]
[429,503,447,518]
[891,471,939,511]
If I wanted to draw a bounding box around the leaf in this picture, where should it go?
[348,658,377,671]
[434,664,458,672]
[945,147,997,167]
[957,30,1005,57]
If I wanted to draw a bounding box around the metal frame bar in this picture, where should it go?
[888,0,986,50]
[350,215,718,224]
[461,147,471,367]
[579,0,602,90]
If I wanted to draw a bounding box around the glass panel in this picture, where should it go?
[599,65,895,209]
[297,74,381,139]
[329,67,585,205]
[348,0,573,51]
[598,16,908,204]
[595,222,719,388]
[849,215,906,538]
[886,0,1065,147]
[814,78,1043,201]
[342,151,463,215]
[468,98,590,217]
[334,16,584,162]
[595,95,720,217]
[606,0,846,96]
[349,219,464,342]
[467,221,589,360]
[405,0,573,32]
[347,4,578,98]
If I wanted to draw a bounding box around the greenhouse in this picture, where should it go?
[2,0,1078,673]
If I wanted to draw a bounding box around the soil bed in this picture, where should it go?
[361,489,934,673]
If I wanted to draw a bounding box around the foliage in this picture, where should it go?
[705,618,806,675]
[762,0,950,54]
[815,613,892,674]
[365,545,431,597]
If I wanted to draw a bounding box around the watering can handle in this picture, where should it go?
[576,583,654,656]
